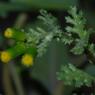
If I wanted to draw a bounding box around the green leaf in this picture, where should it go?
[57,64,95,87]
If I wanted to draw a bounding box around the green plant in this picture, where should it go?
[1,6,95,91]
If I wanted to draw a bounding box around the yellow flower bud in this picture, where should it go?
[1,51,11,63]
[4,28,26,41]
[4,28,13,38]
[21,54,33,67]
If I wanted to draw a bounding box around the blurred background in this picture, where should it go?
[0,0,95,95]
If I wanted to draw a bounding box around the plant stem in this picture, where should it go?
[2,64,15,95]
[9,62,25,95]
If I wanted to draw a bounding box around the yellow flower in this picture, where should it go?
[4,28,13,38]
[21,54,33,67]
[1,51,11,63]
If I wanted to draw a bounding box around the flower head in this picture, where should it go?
[4,28,13,38]
[1,51,11,63]
[21,54,33,67]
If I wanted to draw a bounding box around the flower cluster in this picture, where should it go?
[0,28,37,67]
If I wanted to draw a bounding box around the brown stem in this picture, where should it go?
[9,62,25,95]
[14,13,28,29]
[2,64,15,95]
[53,81,64,95]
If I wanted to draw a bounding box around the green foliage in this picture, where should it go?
[88,43,95,57]
[25,9,74,57]
[2,6,95,88]
[0,0,78,16]
[65,7,90,54]
[25,7,89,57]
[24,7,95,87]
[26,27,46,47]
[25,10,62,57]
[57,64,95,87]
[9,0,78,10]
[25,25,55,57]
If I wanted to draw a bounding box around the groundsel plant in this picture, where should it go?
[0,6,95,87]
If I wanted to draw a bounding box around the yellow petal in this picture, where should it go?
[4,28,13,38]
[21,54,33,67]
[1,51,11,63]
